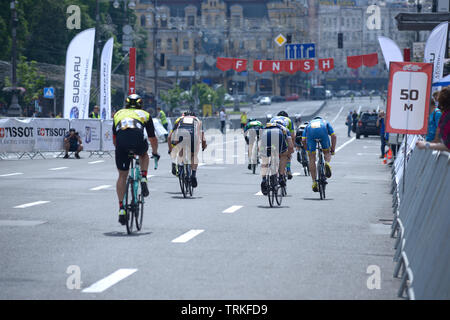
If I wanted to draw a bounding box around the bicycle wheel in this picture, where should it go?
[125,178,135,234]
[187,165,193,197]
[275,185,283,206]
[267,176,275,208]
[178,165,186,197]
[135,182,144,231]
[252,164,256,174]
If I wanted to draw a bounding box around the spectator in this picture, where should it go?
[219,108,227,134]
[377,110,387,158]
[156,107,169,142]
[388,133,403,166]
[352,110,358,133]
[346,111,353,137]
[240,111,248,131]
[89,105,100,119]
[425,98,442,142]
[56,112,62,118]
[63,128,83,159]
[417,86,450,152]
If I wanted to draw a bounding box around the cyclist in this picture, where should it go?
[301,116,337,192]
[295,121,309,168]
[243,118,263,170]
[168,111,207,188]
[259,122,294,195]
[113,94,159,225]
[270,111,295,180]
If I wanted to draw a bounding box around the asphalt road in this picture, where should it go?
[0,96,401,300]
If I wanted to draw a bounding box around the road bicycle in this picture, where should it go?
[250,136,260,175]
[178,162,193,198]
[264,147,283,207]
[297,147,310,176]
[123,152,144,234]
[315,139,327,200]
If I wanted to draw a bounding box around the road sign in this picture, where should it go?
[43,87,54,99]
[386,62,433,135]
[285,43,316,59]
[275,34,287,47]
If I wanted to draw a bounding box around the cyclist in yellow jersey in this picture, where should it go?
[113,94,159,225]
[168,111,207,188]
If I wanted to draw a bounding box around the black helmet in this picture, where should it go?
[183,110,194,116]
[125,94,143,109]
[277,111,288,117]
[248,118,256,122]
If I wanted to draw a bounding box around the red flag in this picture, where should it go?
[318,58,334,72]
[216,57,234,71]
[233,59,247,72]
[347,55,363,69]
[299,59,315,73]
[363,53,378,67]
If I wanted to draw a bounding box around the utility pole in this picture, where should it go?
[7,0,21,117]
[153,0,158,107]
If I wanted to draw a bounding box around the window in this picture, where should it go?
[160,19,167,28]
[140,15,146,27]
[232,15,240,27]
[183,39,189,50]
[167,38,172,50]
[156,38,161,50]
[239,41,244,49]
[187,15,195,26]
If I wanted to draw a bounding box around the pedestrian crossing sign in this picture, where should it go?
[43,87,54,99]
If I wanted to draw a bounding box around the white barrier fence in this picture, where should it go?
[0,118,167,159]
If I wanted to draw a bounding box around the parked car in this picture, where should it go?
[271,95,285,103]
[224,93,234,102]
[325,90,333,99]
[259,96,272,105]
[356,112,380,139]
[285,93,299,101]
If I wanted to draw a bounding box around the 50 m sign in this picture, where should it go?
[386,62,433,135]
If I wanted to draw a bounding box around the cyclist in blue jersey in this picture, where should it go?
[302,116,337,192]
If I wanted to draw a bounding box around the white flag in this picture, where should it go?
[424,22,449,85]
[378,36,403,70]
[100,37,114,120]
[63,28,96,119]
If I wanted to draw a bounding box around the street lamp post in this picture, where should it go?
[7,1,21,117]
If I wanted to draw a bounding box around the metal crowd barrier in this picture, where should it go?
[390,145,450,300]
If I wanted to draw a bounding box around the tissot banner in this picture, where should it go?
[0,118,35,153]
[100,37,114,120]
[64,28,96,119]
[33,118,70,152]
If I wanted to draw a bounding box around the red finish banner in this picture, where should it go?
[216,57,234,71]
[363,53,378,67]
[128,47,136,95]
[318,58,334,72]
[347,55,363,69]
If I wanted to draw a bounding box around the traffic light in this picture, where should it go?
[160,53,165,66]
[286,34,292,44]
[338,33,343,49]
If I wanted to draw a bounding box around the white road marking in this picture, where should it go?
[88,160,105,164]
[292,172,301,176]
[222,205,243,213]
[357,105,362,114]
[172,229,204,243]
[48,167,68,171]
[0,172,23,177]
[357,153,379,156]
[255,191,263,196]
[89,185,112,191]
[335,137,356,153]
[331,106,344,124]
[82,268,138,293]
[14,201,50,209]
[0,220,47,227]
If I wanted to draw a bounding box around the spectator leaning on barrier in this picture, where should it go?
[417,86,450,152]
[63,128,83,159]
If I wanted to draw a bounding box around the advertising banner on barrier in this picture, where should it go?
[70,119,101,151]
[33,118,70,152]
[101,120,115,151]
[0,118,35,153]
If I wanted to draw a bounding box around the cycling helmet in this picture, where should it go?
[182,110,196,117]
[125,94,143,109]
[248,118,256,122]
[277,111,289,117]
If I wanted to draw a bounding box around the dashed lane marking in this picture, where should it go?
[171,229,204,243]
[89,185,112,191]
[82,269,138,293]
[0,172,24,177]
[14,201,50,209]
[222,205,243,213]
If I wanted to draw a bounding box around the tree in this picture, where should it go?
[160,85,184,111]
[4,56,46,107]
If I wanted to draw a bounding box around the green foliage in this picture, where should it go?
[160,85,184,111]
[192,83,217,107]
[4,56,46,106]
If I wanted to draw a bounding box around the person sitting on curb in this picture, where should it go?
[63,128,83,159]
